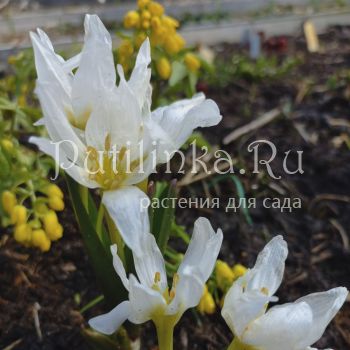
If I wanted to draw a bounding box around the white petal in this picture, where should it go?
[29,136,98,188]
[128,38,152,116]
[110,244,129,291]
[222,272,275,337]
[34,82,87,161]
[30,29,71,94]
[247,235,288,297]
[89,300,131,335]
[84,79,142,152]
[102,186,149,255]
[166,267,204,316]
[128,275,166,324]
[294,287,348,348]
[123,153,156,186]
[178,217,223,283]
[150,93,222,162]
[133,233,167,292]
[71,14,116,122]
[242,301,313,350]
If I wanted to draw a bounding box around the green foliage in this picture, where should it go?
[208,54,301,88]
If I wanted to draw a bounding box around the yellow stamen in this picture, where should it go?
[261,287,269,295]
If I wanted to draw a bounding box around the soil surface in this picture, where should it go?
[1,26,350,349]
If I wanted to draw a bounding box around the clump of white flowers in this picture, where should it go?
[29,12,348,350]
[29,14,221,249]
[222,236,348,350]
[89,215,223,349]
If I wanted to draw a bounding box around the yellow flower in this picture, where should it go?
[156,57,172,80]
[141,19,150,29]
[198,285,216,314]
[135,32,147,48]
[11,205,27,225]
[137,0,150,9]
[48,196,65,211]
[216,260,235,291]
[151,16,161,30]
[1,139,14,153]
[118,40,134,58]
[232,264,247,279]
[1,190,17,214]
[162,15,179,29]
[148,1,164,16]
[46,184,64,199]
[184,53,201,72]
[141,10,151,20]
[164,33,185,55]
[14,224,32,243]
[32,229,51,252]
[124,11,140,29]
[35,202,49,214]
[46,223,63,241]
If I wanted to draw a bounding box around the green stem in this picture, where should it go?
[95,203,105,237]
[79,186,89,212]
[155,321,174,350]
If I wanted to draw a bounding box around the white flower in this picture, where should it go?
[29,14,222,244]
[222,236,348,350]
[89,217,223,334]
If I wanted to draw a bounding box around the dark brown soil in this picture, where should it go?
[1,26,350,349]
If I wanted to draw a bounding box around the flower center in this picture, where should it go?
[152,272,180,305]
[86,134,142,190]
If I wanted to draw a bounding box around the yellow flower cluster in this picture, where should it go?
[1,184,64,252]
[120,0,200,80]
[216,260,247,292]
[198,284,216,315]
[197,261,247,315]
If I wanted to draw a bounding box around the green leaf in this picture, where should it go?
[183,131,212,151]
[151,180,177,253]
[210,175,253,226]
[65,175,127,308]
[169,61,187,87]
[188,72,198,96]
[82,328,131,350]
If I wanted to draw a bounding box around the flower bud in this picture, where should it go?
[135,32,147,48]
[1,139,14,153]
[162,15,179,29]
[137,0,149,9]
[184,53,201,72]
[43,210,58,231]
[11,205,27,225]
[45,184,64,199]
[198,285,216,314]
[148,1,164,17]
[232,264,247,279]
[1,190,17,214]
[141,19,150,29]
[48,196,64,211]
[46,223,63,241]
[35,202,49,214]
[216,260,235,291]
[123,10,140,29]
[14,224,32,243]
[32,229,51,252]
[156,57,171,80]
[164,33,185,55]
[141,10,151,20]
